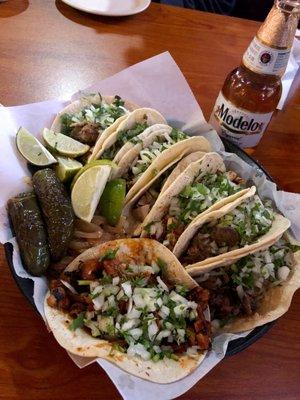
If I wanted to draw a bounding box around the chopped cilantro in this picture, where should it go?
[99,248,119,262]
[60,113,73,136]
[69,312,85,331]
[113,95,125,107]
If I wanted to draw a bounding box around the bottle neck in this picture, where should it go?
[258,0,300,49]
[242,0,299,77]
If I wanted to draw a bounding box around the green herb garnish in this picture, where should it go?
[69,312,85,331]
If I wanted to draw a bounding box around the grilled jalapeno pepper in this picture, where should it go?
[32,168,74,261]
[7,192,50,276]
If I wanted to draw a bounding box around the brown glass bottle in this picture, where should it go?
[209,0,300,149]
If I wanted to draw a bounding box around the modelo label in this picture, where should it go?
[243,36,290,76]
[209,92,273,148]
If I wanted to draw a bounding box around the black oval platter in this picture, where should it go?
[4,137,276,357]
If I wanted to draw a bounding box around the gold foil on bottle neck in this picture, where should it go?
[257,2,299,49]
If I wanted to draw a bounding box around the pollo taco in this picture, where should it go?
[89,108,167,162]
[44,239,211,383]
[173,187,291,274]
[113,127,205,196]
[122,136,212,229]
[196,235,300,334]
[51,94,138,146]
[139,152,250,250]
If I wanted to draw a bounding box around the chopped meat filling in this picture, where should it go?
[71,123,100,145]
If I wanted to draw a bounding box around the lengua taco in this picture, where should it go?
[196,234,300,334]
[89,108,167,162]
[44,239,211,383]
[173,186,291,274]
[51,94,138,146]
[138,152,250,250]
[123,136,212,226]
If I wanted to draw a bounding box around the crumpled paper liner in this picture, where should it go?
[1,53,300,400]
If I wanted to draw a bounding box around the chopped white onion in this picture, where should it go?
[127,297,133,314]
[60,280,77,294]
[128,328,143,341]
[92,294,105,310]
[121,281,132,298]
[148,321,159,341]
[112,277,120,286]
[122,319,139,331]
[277,266,290,281]
[127,343,151,360]
[156,330,171,342]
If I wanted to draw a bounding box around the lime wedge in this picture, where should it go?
[71,159,117,189]
[43,128,90,157]
[71,165,112,222]
[99,179,126,226]
[16,127,57,166]
[55,156,82,183]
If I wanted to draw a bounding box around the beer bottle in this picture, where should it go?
[209,0,300,149]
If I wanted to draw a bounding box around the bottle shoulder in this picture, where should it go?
[222,65,282,113]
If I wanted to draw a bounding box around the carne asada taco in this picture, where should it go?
[44,239,211,383]
[173,187,291,274]
[51,94,138,146]
[89,108,167,162]
[139,152,249,250]
[197,234,300,333]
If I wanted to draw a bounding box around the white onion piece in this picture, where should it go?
[148,321,159,341]
[92,294,105,310]
[127,297,133,314]
[277,266,290,281]
[127,343,151,360]
[128,328,143,341]
[122,282,132,298]
[156,330,171,342]
[60,280,78,294]
[236,285,245,299]
[113,277,120,286]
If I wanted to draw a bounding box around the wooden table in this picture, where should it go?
[0,1,299,399]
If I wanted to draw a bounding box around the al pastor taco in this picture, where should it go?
[173,187,291,274]
[196,234,300,333]
[51,94,138,146]
[44,239,211,383]
[139,152,250,250]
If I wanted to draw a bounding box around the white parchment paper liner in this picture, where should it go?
[1,53,300,400]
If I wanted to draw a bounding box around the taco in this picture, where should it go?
[139,152,250,250]
[122,136,212,227]
[113,126,192,192]
[89,108,167,162]
[44,239,211,383]
[173,187,291,274]
[196,234,300,333]
[51,94,138,146]
[161,150,207,193]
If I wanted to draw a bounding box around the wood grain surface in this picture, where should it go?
[0,1,299,399]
